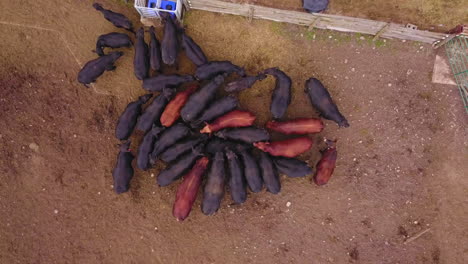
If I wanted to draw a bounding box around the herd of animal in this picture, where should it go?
[77,3,349,221]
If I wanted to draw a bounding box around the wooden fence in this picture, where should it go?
[183,0,447,44]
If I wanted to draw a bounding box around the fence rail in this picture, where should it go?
[185,0,447,44]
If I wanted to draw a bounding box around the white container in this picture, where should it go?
[134,0,183,21]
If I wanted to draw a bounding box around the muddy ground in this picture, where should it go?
[0,0,467,263]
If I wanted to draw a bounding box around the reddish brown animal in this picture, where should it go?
[266,118,324,135]
[200,110,256,133]
[254,137,313,158]
[160,84,198,127]
[314,140,337,186]
[173,157,210,221]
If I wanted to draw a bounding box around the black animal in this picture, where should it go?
[112,141,135,194]
[181,30,208,66]
[237,147,263,192]
[136,88,175,133]
[115,94,152,140]
[215,127,270,144]
[137,125,164,170]
[225,74,267,93]
[142,74,194,92]
[263,67,292,119]
[195,61,246,80]
[149,26,163,72]
[180,75,225,123]
[226,148,246,204]
[202,151,226,215]
[150,123,190,161]
[157,144,204,186]
[93,3,134,33]
[161,13,179,68]
[191,96,238,128]
[305,78,349,127]
[77,51,123,85]
[258,152,281,194]
[95,32,132,56]
[273,157,312,178]
[159,135,208,163]
[204,138,238,155]
[134,27,149,80]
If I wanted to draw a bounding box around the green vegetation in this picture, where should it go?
[270,22,285,36]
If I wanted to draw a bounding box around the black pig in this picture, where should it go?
[149,26,163,72]
[136,88,175,133]
[93,3,134,33]
[180,75,224,123]
[137,125,164,170]
[161,13,179,67]
[115,94,152,140]
[263,67,292,119]
[237,147,263,192]
[259,152,281,194]
[195,61,246,80]
[95,32,132,56]
[181,30,208,66]
[273,157,312,178]
[204,138,238,155]
[142,74,194,92]
[215,127,270,144]
[78,51,123,85]
[112,141,134,194]
[225,74,267,93]
[226,148,247,204]
[305,78,349,127]
[191,96,238,128]
[134,28,149,80]
[159,135,208,163]
[150,123,190,161]
[157,144,204,186]
[202,151,226,215]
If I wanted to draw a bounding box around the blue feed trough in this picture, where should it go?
[147,0,177,18]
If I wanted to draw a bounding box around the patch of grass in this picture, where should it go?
[353,104,361,112]
[183,11,194,26]
[360,129,369,136]
[418,92,432,101]
[270,22,285,36]
[113,0,132,8]
[304,31,315,40]
[373,39,386,48]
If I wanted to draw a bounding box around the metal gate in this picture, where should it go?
[445,35,468,113]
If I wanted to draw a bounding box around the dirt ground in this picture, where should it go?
[229,0,468,31]
[1,0,467,263]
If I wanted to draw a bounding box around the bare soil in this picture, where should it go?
[228,0,468,31]
[1,1,467,264]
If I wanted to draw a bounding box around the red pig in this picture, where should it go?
[200,110,256,133]
[266,118,324,135]
[314,139,337,186]
[254,137,313,158]
[173,157,210,221]
[160,84,198,127]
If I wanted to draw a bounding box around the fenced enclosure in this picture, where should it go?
[184,0,446,44]
[446,35,468,113]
